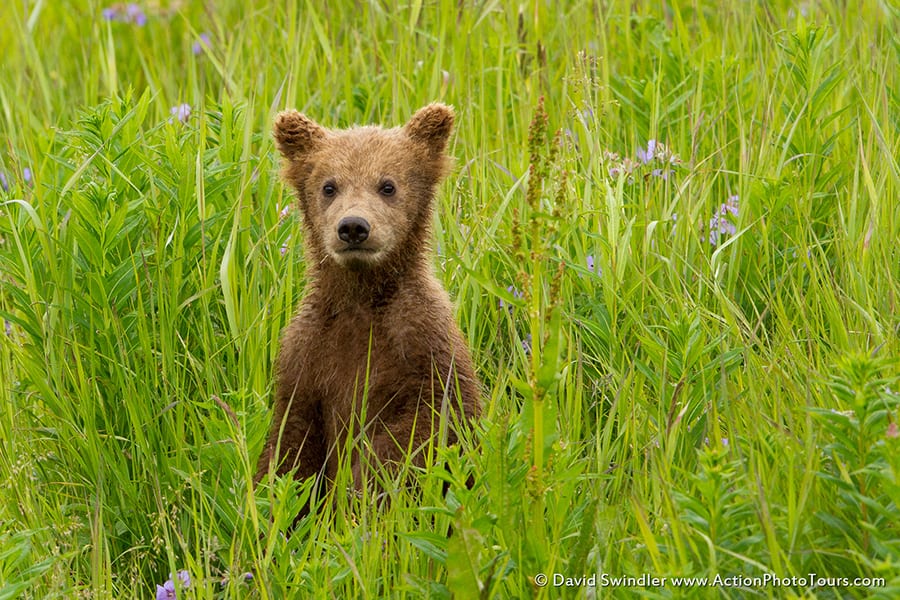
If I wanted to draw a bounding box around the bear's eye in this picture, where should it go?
[379,181,396,197]
[322,182,337,198]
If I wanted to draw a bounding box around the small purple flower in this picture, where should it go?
[156,582,174,600]
[278,204,291,220]
[102,4,147,25]
[585,254,602,276]
[156,571,190,600]
[0,171,7,192]
[704,195,739,246]
[170,103,192,124]
[4,320,11,336]
[722,194,739,216]
[23,167,32,185]
[243,572,254,582]
[706,216,736,246]
[192,32,211,55]
[280,241,289,257]
[563,127,580,149]
[126,3,147,26]
[719,215,737,235]
[703,436,729,447]
[522,333,532,354]
[636,139,657,164]
[788,4,810,19]
[499,285,523,311]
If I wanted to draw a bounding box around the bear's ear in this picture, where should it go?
[273,110,326,160]
[404,103,454,154]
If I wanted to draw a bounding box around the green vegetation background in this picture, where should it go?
[1,1,898,597]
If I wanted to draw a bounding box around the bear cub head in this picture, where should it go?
[273,104,454,271]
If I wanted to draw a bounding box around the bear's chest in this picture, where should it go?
[307,304,422,409]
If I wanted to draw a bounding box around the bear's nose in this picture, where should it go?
[337,216,370,245]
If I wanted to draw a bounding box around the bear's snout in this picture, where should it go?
[337,216,370,245]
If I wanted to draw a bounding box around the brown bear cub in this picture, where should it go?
[256,103,480,505]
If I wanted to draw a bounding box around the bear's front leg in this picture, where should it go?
[254,390,327,485]
[348,400,446,492]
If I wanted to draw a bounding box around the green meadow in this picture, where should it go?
[1,0,899,597]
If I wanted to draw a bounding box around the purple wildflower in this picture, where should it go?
[192,32,211,55]
[126,3,147,26]
[704,195,739,246]
[522,333,532,354]
[23,167,32,185]
[606,142,682,183]
[722,195,739,217]
[704,436,730,447]
[0,171,7,192]
[788,4,810,19]
[156,571,190,600]
[499,285,523,311]
[706,216,735,246]
[636,139,657,164]
[585,254,602,276]
[170,103,192,124]
[278,204,291,220]
[102,4,147,25]
[221,571,255,586]
[4,320,11,336]
[280,241,289,257]
[156,581,174,600]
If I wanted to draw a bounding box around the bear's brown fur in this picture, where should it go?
[256,104,480,501]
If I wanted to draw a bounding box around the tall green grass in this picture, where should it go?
[1,0,898,597]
